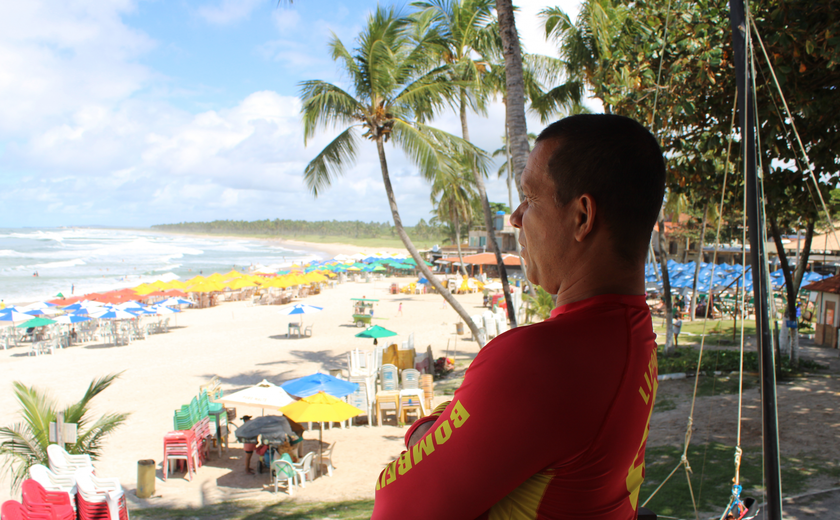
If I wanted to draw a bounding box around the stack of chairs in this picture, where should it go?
[420,374,434,413]
[75,470,129,520]
[29,464,77,512]
[163,430,199,481]
[6,479,76,520]
[47,445,94,478]
[398,369,424,423]
[165,382,228,480]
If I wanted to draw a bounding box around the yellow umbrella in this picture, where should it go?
[225,277,259,290]
[186,281,225,293]
[223,269,244,281]
[186,275,206,285]
[206,273,226,282]
[164,279,187,290]
[133,283,157,295]
[280,391,363,471]
[151,280,170,290]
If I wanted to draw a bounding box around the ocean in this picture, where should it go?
[0,228,322,304]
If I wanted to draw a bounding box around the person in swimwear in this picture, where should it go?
[372,114,666,519]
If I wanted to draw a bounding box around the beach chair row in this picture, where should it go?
[164,379,228,480]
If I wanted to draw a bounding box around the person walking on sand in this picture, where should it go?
[372,114,665,520]
[396,302,403,317]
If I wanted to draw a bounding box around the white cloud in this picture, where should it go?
[196,0,267,25]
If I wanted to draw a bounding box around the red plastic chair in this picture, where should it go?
[20,480,74,520]
[163,430,199,480]
[1,500,23,520]
[75,471,128,520]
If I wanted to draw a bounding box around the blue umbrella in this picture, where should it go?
[281,372,359,398]
[277,304,323,315]
[53,314,92,324]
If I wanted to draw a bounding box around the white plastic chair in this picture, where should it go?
[74,469,126,520]
[380,364,398,392]
[317,442,337,477]
[47,445,94,477]
[29,464,78,510]
[400,369,420,390]
[292,452,316,488]
[271,456,298,495]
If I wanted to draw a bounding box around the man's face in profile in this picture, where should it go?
[510,140,576,295]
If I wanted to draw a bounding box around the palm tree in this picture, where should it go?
[0,373,129,491]
[300,6,486,343]
[414,0,521,327]
[541,0,633,113]
[431,154,479,276]
[494,0,531,204]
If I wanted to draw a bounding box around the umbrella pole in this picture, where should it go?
[319,426,323,479]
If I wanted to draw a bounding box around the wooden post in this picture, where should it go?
[56,412,65,449]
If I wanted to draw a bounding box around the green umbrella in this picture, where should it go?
[372,265,386,272]
[16,317,56,328]
[355,325,398,339]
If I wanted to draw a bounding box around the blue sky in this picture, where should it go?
[0,0,584,228]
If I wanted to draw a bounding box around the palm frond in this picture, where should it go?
[303,127,360,197]
[391,119,488,181]
[300,81,364,144]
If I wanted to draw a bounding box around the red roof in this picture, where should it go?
[803,275,840,294]
[456,253,524,266]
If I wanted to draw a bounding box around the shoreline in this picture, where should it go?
[144,229,409,259]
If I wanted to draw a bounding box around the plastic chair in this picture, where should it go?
[271,453,298,495]
[420,374,434,411]
[47,445,94,478]
[1,500,22,520]
[317,442,337,477]
[400,369,420,390]
[375,391,400,426]
[29,464,77,511]
[292,452,315,488]
[347,377,373,427]
[74,470,128,520]
[380,364,398,392]
[163,430,198,481]
[20,479,75,520]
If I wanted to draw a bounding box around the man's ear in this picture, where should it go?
[575,194,597,242]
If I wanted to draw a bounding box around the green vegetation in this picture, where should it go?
[152,219,446,244]
[653,319,758,341]
[131,499,374,520]
[656,346,825,378]
[641,443,831,519]
[0,373,129,491]
[523,286,554,323]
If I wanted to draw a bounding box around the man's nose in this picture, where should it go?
[510,203,524,228]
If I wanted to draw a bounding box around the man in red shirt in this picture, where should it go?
[372,114,666,519]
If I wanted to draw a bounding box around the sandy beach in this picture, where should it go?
[0,273,485,509]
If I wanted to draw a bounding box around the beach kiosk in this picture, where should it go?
[802,275,840,347]
[351,298,378,327]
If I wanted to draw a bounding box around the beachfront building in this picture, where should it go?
[801,274,840,348]
[467,212,518,253]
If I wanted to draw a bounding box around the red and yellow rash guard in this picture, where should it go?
[372,293,658,520]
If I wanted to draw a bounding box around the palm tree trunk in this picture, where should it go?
[460,96,518,327]
[496,0,529,202]
[689,203,709,321]
[375,138,484,346]
[506,121,536,301]
[453,211,467,276]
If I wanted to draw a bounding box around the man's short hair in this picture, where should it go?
[535,114,666,264]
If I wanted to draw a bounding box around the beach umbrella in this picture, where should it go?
[0,310,33,322]
[281,373,359,399]
[277,303,323,327]
[234,415,295,443]
[225,277,259,290]
[355,325,398,340]
[483,281,504,291]
[218,379,295,415]
[90,309,137,320]
[150,305,180,315]
[16,317,56,328]
[133,283,158,296]
[159,297,193,307]
[53,314,91,324]
[280,391,363,471]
